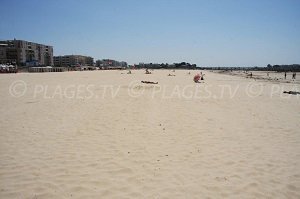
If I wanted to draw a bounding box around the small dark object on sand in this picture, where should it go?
[283,91,300,95]
[168,74,175,76]
[141,81,158,84]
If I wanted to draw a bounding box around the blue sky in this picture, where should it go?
[0,0,299,67]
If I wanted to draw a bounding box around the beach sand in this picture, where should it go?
[0,70,299,198]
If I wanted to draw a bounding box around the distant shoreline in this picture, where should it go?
[211,70,299,84]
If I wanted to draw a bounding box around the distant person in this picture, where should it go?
[284,72,287,79]
[145,69,151,74]
[194,73,204,82]
[194,74,200,83]
[201,74,205,80]
[250,72,253,78]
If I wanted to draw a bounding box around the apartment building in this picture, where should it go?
[0,39,53,66]
[54,55,94,67]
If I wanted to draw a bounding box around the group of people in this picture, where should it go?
[284,72,297,79]
[139,68,205,84]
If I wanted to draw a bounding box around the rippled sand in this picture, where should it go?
[0,70,299,198]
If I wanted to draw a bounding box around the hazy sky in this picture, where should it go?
[0,0,299,67]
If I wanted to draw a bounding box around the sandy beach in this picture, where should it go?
[0,70,299,198]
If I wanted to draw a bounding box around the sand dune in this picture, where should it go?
[0,70,299,198]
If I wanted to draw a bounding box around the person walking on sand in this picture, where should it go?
[284,72,287,79]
